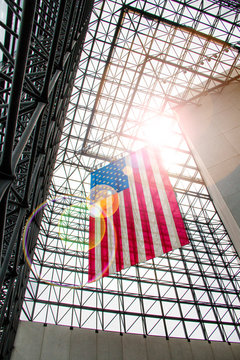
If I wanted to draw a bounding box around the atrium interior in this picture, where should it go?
[0,1,240,359]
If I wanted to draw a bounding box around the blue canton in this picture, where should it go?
[91,157,129,193]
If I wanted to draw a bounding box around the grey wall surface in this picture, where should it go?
[11,321,240,360]
[176,82,240,256]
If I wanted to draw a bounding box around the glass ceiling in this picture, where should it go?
[52,1,240,194]
[22,0,240,342]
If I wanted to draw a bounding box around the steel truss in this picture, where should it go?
[19,0,240,347]
[0,0,94,358]
[1,0,240,358]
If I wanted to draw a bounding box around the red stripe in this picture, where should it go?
[123,188,138,265]
[113,205,124,272]
[141,149,173,253]
[156,153,189,247]
[130,152,155,260]
[101,215,109,277]
[88,216,96,282]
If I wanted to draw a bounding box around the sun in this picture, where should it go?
[137,111,180,168]
[139,111,178,146]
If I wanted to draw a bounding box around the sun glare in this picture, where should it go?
[140,112,176,146]
[137,112,179,164]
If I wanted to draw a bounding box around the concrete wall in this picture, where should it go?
[11,321,240,360]
[176,81,240,256]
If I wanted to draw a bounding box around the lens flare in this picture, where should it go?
[89,210,106,250]
[22,194,118,288]
[58,202,89,251]
[90,185,119,218]
[122,165,132,176]
[88,217,117,283]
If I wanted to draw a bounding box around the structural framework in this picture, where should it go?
[1,0,240,359]
[0,0,94,358]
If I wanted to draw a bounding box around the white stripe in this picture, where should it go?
[125,155,146,264]
[95,213,102,278]
[107,196,116,274]
[118,191,131,269]
[147,149,181,250]
[136,151,163,256]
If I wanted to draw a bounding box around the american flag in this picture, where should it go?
[88,147,189,282]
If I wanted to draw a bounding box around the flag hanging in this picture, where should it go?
[88,147,189,282]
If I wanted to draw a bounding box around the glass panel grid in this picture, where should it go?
[21,0,240,343]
